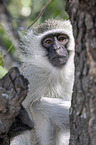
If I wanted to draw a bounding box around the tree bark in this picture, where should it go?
[0,67,33,145]
[65,0,96,145]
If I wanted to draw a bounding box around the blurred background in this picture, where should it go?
[0,0,68,77]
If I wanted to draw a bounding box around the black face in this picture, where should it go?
[42,33,69,68]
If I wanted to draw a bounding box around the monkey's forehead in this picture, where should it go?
[33,19,72,35]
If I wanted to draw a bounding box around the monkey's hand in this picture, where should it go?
[0,67,33,145]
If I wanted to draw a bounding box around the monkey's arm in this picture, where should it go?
[32,97,70,129]
[30,97,70,145]
[10,131,31,145]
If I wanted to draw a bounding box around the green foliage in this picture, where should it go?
[0,51,4,66]
[0,23,16,54]
[42,0,68,21]
[0,66,8,78]
[0,50,8,78]
[7,0,68,24]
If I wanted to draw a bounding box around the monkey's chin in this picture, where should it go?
[50,57,68,68]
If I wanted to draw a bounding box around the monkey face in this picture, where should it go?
[42,33,69,67]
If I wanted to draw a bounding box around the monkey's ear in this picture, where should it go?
[8,105,34,138]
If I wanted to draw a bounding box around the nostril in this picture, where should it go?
[53,47,61,52]
[53,48,56,51]
[54,48,56,50]
[57,47,61,50]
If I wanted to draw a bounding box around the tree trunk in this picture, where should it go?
[65,0,96,145]
[0,67,33,145]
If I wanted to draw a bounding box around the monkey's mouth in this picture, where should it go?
[50,55,68,67]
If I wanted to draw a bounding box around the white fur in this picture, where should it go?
[11,19,75,145]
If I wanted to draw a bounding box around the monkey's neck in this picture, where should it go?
[21,56,74,107]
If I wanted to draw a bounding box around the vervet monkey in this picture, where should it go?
[10,19,75,145]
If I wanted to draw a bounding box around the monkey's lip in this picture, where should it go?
[51,55,67,60]
[50,55,68,66]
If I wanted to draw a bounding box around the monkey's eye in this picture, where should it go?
[57,34,68,43]
[43,37,53,48]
